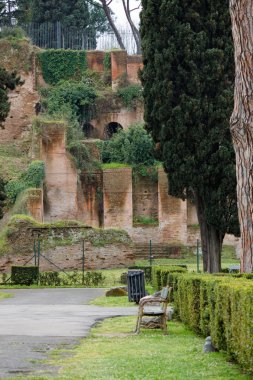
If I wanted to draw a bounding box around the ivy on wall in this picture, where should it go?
[37,49,87,84]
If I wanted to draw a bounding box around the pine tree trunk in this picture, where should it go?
[100,1,126,51]
[229,0,253,273]
[194,192,222,273]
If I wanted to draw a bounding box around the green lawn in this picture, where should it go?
[23,317,251,380]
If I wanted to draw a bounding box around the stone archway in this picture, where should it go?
[104,122,123,140]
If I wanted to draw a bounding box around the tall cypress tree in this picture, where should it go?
[141,0,239,272]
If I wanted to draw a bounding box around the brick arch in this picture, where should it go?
[104,122,123,140]
[83,122,98,139]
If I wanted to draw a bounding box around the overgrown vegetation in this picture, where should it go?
[5,160,45,203]
[38,50,88,85]
[102,123,155,165]
[0,66,23,128]
[117,84,143,108]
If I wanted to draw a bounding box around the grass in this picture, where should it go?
[21,317,252,380]
[89,295,134,307]
[133,215,159,226]
[101,163,131,170]
[136,245,240,272]
[0,291,12,300]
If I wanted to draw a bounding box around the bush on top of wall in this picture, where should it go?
[152,269,253,373]
[38,49,87,84]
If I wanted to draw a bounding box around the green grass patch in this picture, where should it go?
[89,295,134,307]
[0,291,13,300]
[101,163,131,170]
[27,317,251,380]
[133,215,159,226]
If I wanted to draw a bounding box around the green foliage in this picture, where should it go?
[40,79,96,123]
[103,52,111,71]
[38,50,88,85]
[31,0,110,32]
[164,272,253,372]
[133,216,158,226]
[141,0,239,269]
[39,270,105,287]
[0,26,27,40]
[102,124,155,166]
[117,84,143,108]
[151,266,187,290]
[5,160,45,203]
[0,67,23,127]
[11,266,39,285]
[0,177,6,219]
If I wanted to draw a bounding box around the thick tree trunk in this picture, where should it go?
[194,192,222,273]
[229,0,253,272]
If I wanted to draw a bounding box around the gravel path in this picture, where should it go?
[0,288,137,379]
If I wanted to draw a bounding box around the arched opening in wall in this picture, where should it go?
[83,122,97,139]
[104,122,123,140]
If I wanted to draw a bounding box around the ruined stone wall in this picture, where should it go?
[132,174,158,220]
[158,168,188,244]
[0,220,134,272]
[87,51,105,72]
[127,55,143,84]
[40,122,82,221]
[27,189,44,222]
[80,171,103,228]
[103,168,132,229]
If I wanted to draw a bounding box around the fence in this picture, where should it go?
[0,21,138,54]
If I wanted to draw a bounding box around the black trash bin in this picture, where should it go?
[127,269,145,303]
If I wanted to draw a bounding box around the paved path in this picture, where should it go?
[0,288,137,379]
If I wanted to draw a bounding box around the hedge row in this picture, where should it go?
[128,265,187,284]
[152,268,253,372]
[151,266,187,289]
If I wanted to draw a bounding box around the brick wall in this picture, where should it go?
[158,168,188,244]
[87,51,105,72]
[127,55,143,84]
[80,171,103,228]
[132,174,158,220]
[41,123,81,221]
[103,167,132,229]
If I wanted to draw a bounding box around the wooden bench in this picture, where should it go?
[135,286,172,335]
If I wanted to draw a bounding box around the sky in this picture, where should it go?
[108,0,141,27]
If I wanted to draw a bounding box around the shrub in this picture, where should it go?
[11,266,39,285]
[151,266,187,290]
[5,161,45,203]
[43,80,96,123]
[0,26,27,40]
[117,84,143,108]
[101,123,155,166]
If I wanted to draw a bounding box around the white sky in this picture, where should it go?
[108,0,141,27]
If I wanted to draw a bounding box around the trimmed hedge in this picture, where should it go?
[129,265,187,284]
[11,266,39,285]
[154,271,253,373]
[151,266,187,290]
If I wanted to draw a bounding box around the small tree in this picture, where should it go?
[102,123,155,166]
[141,0,239,272]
